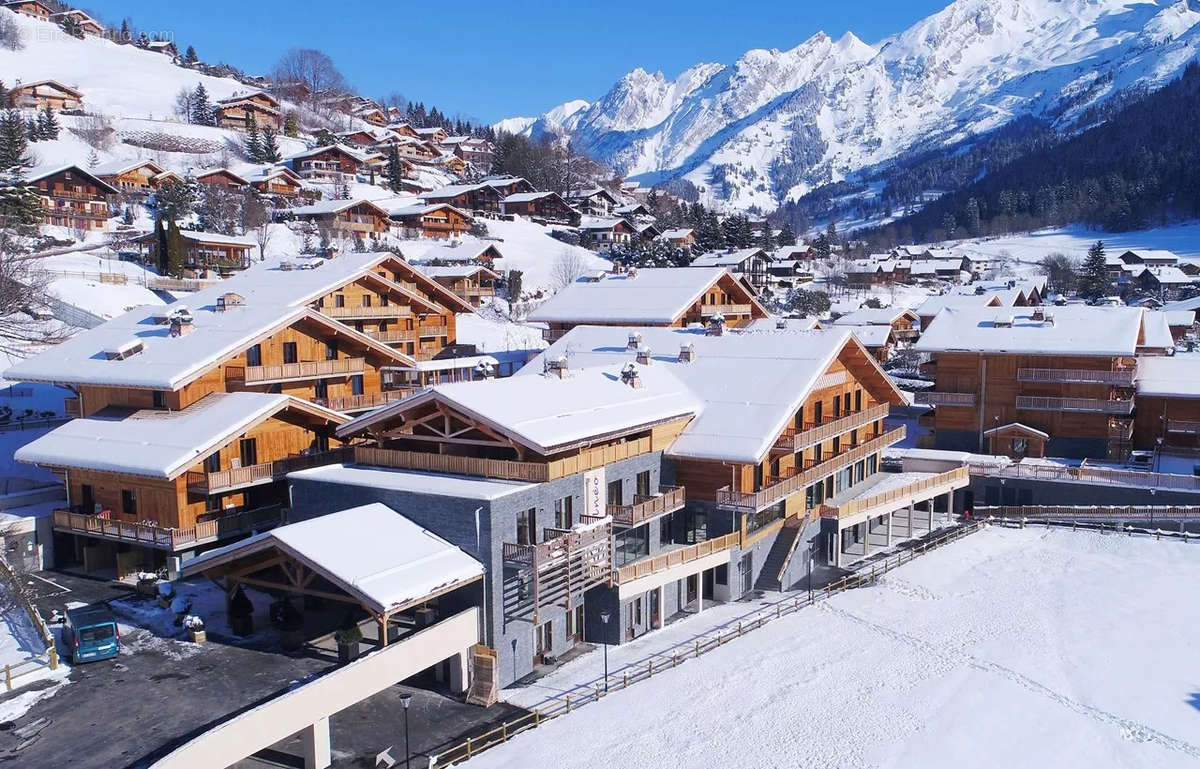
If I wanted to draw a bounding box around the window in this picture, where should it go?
[1012,437,1029,456]
[832,436,840,455]
[536,621,552,656]
[325,341,338,361]
[204,453,220,473]
[152,390,167,409]
[814,444,823,463]
[334,294,345,308]
[121,489,137,516]
[607,479,623,507]
[282,342,298,364]
[824,475,835,501]
[314,379,328,400]
[351,375,364,396]
[246,344,262,367]
[554,495,573,529]
[867,455,878,475]
[239,438,257,467]
[813,400,823,424]
[854,389,863,412]
[517,508,536,546]
[636,470,651,498]
[659,514,674,546]
[361,295,372,307]
[381,295,390,307]
[833,394,842,418]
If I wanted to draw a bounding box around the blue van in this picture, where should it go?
[62,605,120,664]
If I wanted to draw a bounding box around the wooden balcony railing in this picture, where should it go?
[1166,420,1200,435]
[892,328,921,340]
[605,486,685,527]
[700,304,753,317]
[773,403,889,454]
[819,466,969,521]
[1017,368,1136,385]
[613,532,740,584]
[323,305,412,320]
[52,504,284,552]
[716,427,905,511]
[1015,395,1133,415]
[187,448,354,495]
[912,391,976,407]
[227,357,365,386]
[315,389,415,412]
[364,328,418,344]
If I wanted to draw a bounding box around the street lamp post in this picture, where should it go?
[599,610,611,692]
[400,692,412,769]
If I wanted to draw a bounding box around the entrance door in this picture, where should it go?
[685,574,698,605]
[649,588,661,629]
[535,621,552,663]
[79,484,94,514]
[739,553,753,595]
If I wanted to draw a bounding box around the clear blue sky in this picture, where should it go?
[83,0,949,123]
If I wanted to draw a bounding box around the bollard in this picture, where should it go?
[565,694,572,713]
[695,640,700,657]
[466,736,473,758]
[648,659,653,676]
[502,722,508,740]
[673,653,679,667]
[47,647,57,670]
[4,664,9,692]
[623,672,628,688]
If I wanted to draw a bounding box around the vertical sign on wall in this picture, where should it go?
[583,468,607,521]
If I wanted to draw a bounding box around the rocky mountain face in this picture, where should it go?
[503,0,1200,210]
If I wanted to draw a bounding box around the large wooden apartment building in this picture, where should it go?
[528,267,770,343]
[914,306,1174,460]
[26,164,115,231]
[6,79,83,111]
[215,90,284,132]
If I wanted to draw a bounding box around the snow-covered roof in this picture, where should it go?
[4,253,421,389]
[409,353,499,373]
[90,159,165,177]
[25,163,119,194]
[1136,356,1200,398]
[516,325,904,464]
[690,249,765,268]
[284,143,371,163]
[194,167,250,185]
[423,183,484,200]
[1162,296,1200,312]
[915,306,1146,356]
[182,503,483,616]
[501,191,556,204]
[1139,310,1175,351]
[1163,310,1195,327]
[833,308,916,326]
[133,229,257,247]
[288,464,533,500]
[413,264,497,280]
[915,292,1000,316]
[406,239,501,263]
[746,316,822,332]
[342,363,701,456]
[1122,249,1179,264]
[528,268,754,325]
[662,228,694,239]
[290,198,388,217]
[847,325,892,347]
[982,422,1050,440]
[15,392,343,478]
[1140,266,1194,285]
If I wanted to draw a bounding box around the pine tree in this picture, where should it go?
[1077,240,1111,301]
[0,110,32,173]
[314,129,337,147]
[25,117,36,142]
[386,145,404,192]
[165,218,187,277]
[259,125,281,163]
[119,19,131,43]
[184,45,198,65]
[243,114,262,162]
[0,82,7,110]
[61,15,85,39]
[190,83,213,126]
[37,107,59,140]
[777,222,796,247]
[283,111,298,138]
[759,221,775,250]
[153,216,169,274]
[86,149,99,169]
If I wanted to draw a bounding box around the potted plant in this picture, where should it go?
[277,601,304,652]
[229,586,254,637]
[184,615,206,643]
[156,580,175,608]
[136,572,159,597]
[334,623,363,664]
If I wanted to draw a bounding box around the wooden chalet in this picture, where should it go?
[415,264,498,308]
[662,228,696,248]
[1133,356,1200,452]
[528,267,770,344]
[691,248,771,292]
[388,122,421,138]
[415,126,449,143]
[913,306,1161,460]
[291,199,392,241]
[133,230,257,276]
[833,308,921,363]
[480,177,533,198]
[566,187,619,217]
[2,1,51,19]
[27,164,115,231]
[216,90,284,132]
[381,136,441,163]
[411,240,503,270]
[424,183,501,213]
[246,166,303,197]
[442,154,469,176]
[195,168,250,192]
[7,79,83,111]
[578,217,637,251]
[19,393,349,572]
[388,203,472,239]
[447,137,495,169]
[286,144,366,183]
[356,107,388,126]
[91,159,167,193]
[499,191,580,225]
[49,9,104,35]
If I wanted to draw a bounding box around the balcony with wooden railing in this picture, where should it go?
[1017,367,1137,386]
[700,304,753,317]
[186,448,354,495]
[52,504,284,552]
[1015,395,1134,415]
[323,305,412,320]
[772,403,889,455]
[892,327,921,340]
[603,486,685,528]
[717,426,905,512]
[315,389,416,412]
[613,531,740,584]
[502,521,613,624]
[912,391,976,407]
[818,466,969,525]
[1109,418,1135,440]
[364,328,418,344]
[226,357,365,386]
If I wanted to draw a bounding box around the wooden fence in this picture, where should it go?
[432,521,984,766]
[0,557,58,691]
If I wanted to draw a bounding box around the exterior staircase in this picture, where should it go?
[753,515,806,592]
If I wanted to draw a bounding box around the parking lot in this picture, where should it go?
[0,570,523,769]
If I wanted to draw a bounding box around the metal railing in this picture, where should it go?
[975,505,1200,522]
[606,486,686,527]
[227,357,365,385]
[717,427,905,511]
[773,404,889,454]
[1017,368,1136,386]
[912,391,976,407]
[819,466,969,521]
[1015,395,1133,414]
[973,462,1200,492]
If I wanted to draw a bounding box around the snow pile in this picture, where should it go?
[469,526,1200,768]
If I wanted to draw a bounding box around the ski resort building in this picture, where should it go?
[527,267,770,344]
[6,79,82,110]
[26,164,115,231]
[914,305,1173,460]
[91,159,168,194]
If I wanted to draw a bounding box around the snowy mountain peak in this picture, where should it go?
[504,0,1200,211]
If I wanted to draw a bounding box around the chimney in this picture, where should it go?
[620,362,642,389]
[545,355,569,379]
[612,261,625,275]
[627,267,638,279]
[775,318,787,330]
[627,331,642,351]
[1031,307,1045,322]
[474,361,495,379]
[707,313,726,336]
[678,343,696,364]
[169,317,195,337]
[635,347,652,366]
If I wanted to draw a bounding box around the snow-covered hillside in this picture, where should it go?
[510,0,1200,211]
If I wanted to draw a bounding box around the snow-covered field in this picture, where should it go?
[955,221,1200,266]
[467,527,1200,769]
